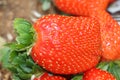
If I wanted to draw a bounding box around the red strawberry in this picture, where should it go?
[34,72,66,80]
[91,10,120,60]
[54,0,110,16]
[31,14,102,74]
[55,0,120,60]
[83,68,116,80]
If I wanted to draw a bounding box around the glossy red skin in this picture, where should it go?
[54,0,110,16]
[31,14,102,74]
[83,68,116,80]
[34,72,66,80]
[91,10,120,60]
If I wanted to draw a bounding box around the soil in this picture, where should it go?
[0,63,11,80]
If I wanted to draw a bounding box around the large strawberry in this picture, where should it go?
[34,72,66,80]
[31,14,102,74]
[83,68,116,80]
[54,0,110,16]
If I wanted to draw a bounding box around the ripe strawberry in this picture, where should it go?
[31,14,102,74]
[54,0,110,16]
[91,10,120,60]
[83,68,116,80]
[54,0,120,60]
[34,72,66,80]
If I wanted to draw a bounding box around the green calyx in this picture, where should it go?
[11,18,36,51]
[0,18,44,80]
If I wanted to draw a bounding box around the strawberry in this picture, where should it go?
[54,0,120,60]
[83,68,116,80]
[54,0,110,16]
[91,10,120,60]
[31,14,102,74]
[34,72,66,80]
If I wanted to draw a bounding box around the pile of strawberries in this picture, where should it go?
[28,0,120,80]
[29,0,120,80]
[2,0,120,80]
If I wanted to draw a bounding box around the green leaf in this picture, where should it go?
[19,64,32,73]
[0,47,9,61]
[17,68,32,79]
[8,43,26,51]
[12,56,25,65]
[12,74,21,80]
[8,66,18,73]
[32,64,43,73]
[14,18,32,34]
[18,52,27,59]
[10,18,36,51]
[97,61,120,80]
[9,51,18,62]
[16,33,33,45]
[9,52,44,79]
[72,74,83,80]
[107,61,120,80]
[97,61,109,71]
[26,58,35,67]
[0,47,11,68]
[114,60,120,67]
